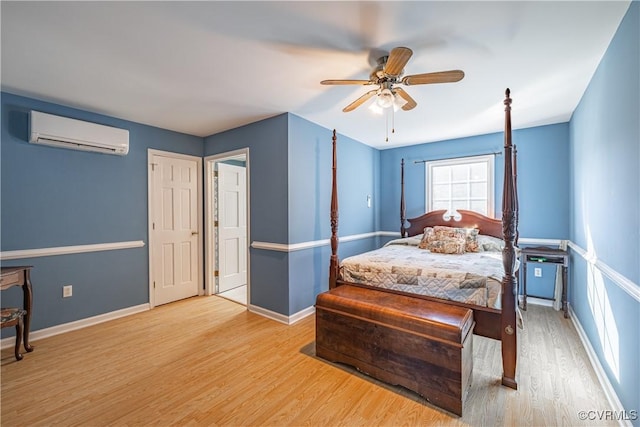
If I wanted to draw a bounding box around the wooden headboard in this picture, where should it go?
[405,209,503,239]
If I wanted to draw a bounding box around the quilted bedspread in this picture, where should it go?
[340,242,504,309]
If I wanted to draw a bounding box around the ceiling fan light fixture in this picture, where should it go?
[393,92,408,111]
[368,101,384,115]
[376,88,395,108]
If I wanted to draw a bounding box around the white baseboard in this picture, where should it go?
[0,303,150,350]
[248,304,315,325]
[289,305,316,324]
[568,305,631,427]
[520,295,554,308]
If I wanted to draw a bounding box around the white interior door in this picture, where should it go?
[151,154,200,306]
[217,163,247,293]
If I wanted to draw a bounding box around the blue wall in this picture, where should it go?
[1,92,203,333]
[287,115,380,242]
[379,123,571,298]
[287,114,380,313]
[568,1,639,420]
[203,113,380,315]
[204,114,289,314]
[379,124,570,238]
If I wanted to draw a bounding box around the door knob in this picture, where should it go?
[191,231,198,235]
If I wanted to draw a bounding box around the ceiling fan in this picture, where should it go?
[321,47,464,113]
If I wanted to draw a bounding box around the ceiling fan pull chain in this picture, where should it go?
[392,107,396,135]
[385,109,389,142]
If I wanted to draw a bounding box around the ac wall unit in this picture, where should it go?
[29,111,129,155]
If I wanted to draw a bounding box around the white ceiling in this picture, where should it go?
[1,1,631,149]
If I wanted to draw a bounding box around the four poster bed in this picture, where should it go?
[321,89,519,393]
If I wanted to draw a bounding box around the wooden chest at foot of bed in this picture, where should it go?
[315,285,474,416]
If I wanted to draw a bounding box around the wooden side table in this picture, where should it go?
[0,266,35,352]
[520,246,569,318]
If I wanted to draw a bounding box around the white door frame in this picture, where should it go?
[217,162,247,293]
[147,149,204,308]
[204,148,250,304]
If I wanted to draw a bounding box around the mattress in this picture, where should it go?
[340,237,505,309]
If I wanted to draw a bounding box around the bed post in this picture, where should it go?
[400,159,407,237]
[501,89,518,389]
[329,129,340,289]
[513,145,519,247]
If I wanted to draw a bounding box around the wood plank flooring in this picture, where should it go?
[1,296,615,426]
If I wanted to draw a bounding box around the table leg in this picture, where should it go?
[15,317,24,361]
[522,261,527,310]
[562,266,568,319]
[22,271,34,352]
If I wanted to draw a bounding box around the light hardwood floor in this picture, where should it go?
[1,296,615,426]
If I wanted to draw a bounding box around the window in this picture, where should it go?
[426,154,494,216]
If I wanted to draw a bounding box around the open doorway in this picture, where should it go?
[204,149,249,306]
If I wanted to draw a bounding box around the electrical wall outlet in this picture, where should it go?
[534,268,542,278]
[63,285,73,298]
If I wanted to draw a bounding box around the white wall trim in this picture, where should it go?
[251,241,295,252]
[204,149,251,299]
[289,305,316,324]
[248,304,315,325]
[519,295,554,307]
[0,240,145,260]
[251,231,381,253]
[379,231,401,237]
[1,304,150,350]
[568,305,632,427]
[251,233,562,253]
[568,241,640,303]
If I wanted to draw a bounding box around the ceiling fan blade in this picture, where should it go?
[383,47,413,77]
[321,79,372,85]
[343,90,377,112]
[394,88,417,111]
[401,70,465,86]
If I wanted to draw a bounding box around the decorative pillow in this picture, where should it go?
[418,227,435,249]
[427,226,476,253]
[477,234,504,252]
[428,237,466,254]
[433,226,466,241]
[464,228,480,253]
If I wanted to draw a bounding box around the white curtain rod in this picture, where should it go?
[413,150,505,164]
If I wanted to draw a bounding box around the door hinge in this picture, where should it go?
[150,162,158,171]
[152,222,155,230]
[214,171,218,177]
[214,220,219,227]
[153,281,156,289]
[214,270,219,277]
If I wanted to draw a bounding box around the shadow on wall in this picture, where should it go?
[8,110,29,141]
